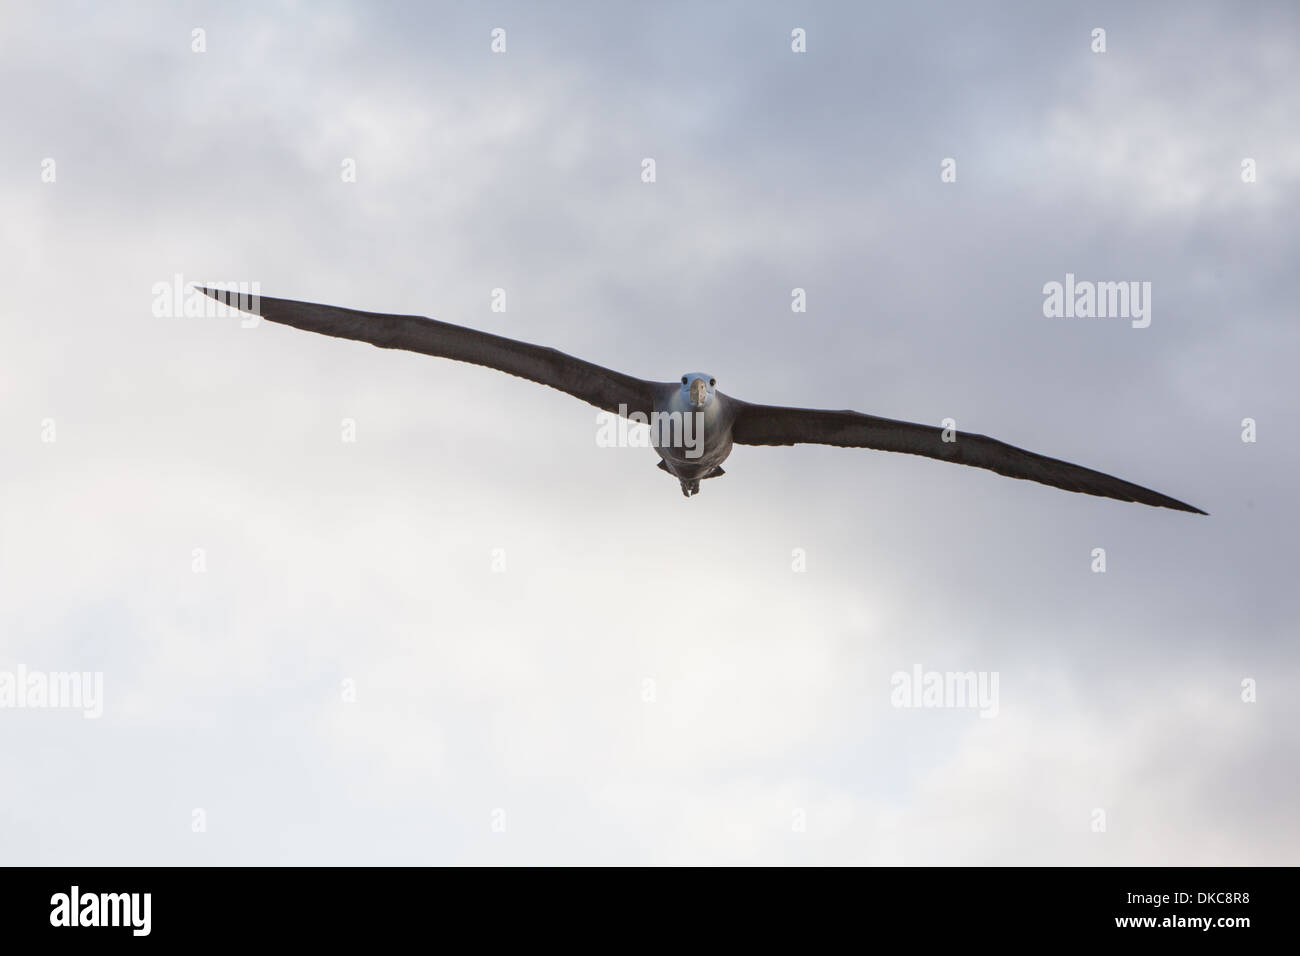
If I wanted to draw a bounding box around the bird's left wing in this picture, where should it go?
[196,287,662,417]
[729,400,1206,514]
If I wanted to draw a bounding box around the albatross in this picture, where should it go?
[196,287,1205,514]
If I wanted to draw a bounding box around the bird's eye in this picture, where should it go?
[709,378,716,387]
[681,376,687,385]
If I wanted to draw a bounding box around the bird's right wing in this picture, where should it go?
[730,400,1206,514]
[196,286,663,417]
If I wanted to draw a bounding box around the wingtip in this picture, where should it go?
[192,284,262,314]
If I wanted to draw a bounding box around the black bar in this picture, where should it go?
[0,866,1285,943]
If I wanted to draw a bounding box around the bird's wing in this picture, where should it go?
[196,287,662,417]
[729,400,1206,514]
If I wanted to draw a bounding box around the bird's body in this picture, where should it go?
[653,374,735,495]
[195,286,1206,514]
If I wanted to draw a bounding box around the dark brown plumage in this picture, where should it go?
[195,286,1206,514]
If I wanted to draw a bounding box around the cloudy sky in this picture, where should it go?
[1,1,1296,865]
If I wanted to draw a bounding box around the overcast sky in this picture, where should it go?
[1,1,1297,864]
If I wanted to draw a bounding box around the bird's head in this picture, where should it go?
[680,373,716,409]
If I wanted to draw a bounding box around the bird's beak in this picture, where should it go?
[690,378,709,406]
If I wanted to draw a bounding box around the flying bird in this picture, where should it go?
[195,287,1205,514]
